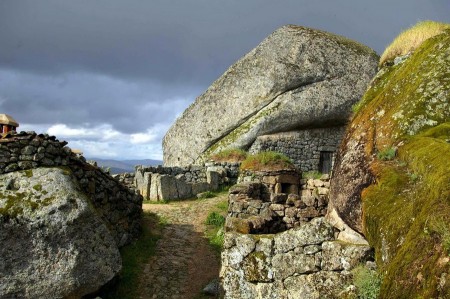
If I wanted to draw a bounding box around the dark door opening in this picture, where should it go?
[318,151,333,174]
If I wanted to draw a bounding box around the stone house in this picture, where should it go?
[248,126,346,173]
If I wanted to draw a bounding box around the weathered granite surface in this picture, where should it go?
[0,168,121,299]
[163,25,378,166]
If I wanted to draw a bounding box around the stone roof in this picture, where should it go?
[0,114,19,127]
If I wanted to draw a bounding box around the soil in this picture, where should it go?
[137,195,227,299]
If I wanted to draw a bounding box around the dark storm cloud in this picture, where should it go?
[2,0,449,85]
[0,0,449,158]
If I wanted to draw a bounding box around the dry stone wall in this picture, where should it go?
[221,175,375,298]
[134,162,240,201]
[248,127,346,172]
[0,131,142,247]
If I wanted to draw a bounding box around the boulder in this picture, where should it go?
[163,25,378,166]
[329,27,450,297]
[0,168,121,298]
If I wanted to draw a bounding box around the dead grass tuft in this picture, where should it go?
[380,20,450,66]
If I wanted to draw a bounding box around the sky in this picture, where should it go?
[1,1,449,160]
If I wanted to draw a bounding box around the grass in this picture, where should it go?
[376,147,396,161]
[206,211,225,227]
[209,148,247,163]
[240,151,294,171]
[197,191,216,199]
[380,20,450,66]
[351,265,381,299]
[302,171,323,179]
[96,212,163,299]
[142,199,168,204]
[204,199,228,253]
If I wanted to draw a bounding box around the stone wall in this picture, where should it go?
[134,162,240,201]
[221,175,375,298]
[248,127,346,172]
[226,176,329,234]
[0,131,142,247]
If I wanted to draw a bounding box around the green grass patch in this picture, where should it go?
[206,211,225,227]
[302,171,323,179]
[240,151,294,171]
[198,191,216,199]
[204,199,228,254]
[209,148,247,163]
[142,199,168,204]
[376,147,396,161]
[351,265,381,299]
[96,212,162,299]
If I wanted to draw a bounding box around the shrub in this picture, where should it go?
[377,147,396,161]
[209,148,248,163]
[352,265,381,299]
[240,151,294,171]
[380,21,450,66]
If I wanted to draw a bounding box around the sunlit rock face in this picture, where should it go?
[163,25,378,167]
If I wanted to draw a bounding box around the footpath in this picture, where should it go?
[138,195,227,299]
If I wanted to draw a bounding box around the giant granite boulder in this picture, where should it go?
[329,26,450,297]
[163,25,378,166]
[0,132,143,298]
[0,168,121,298]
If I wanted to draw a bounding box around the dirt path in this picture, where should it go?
[138,195,227,299]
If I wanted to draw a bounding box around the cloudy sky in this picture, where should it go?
[0,1,449,160]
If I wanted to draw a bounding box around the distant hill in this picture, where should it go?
[88,158,162,174]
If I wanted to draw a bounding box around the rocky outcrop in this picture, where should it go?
[163,25,378,166]
[329,28,450,297]
[0,132,142,298]
[0,168,121,298]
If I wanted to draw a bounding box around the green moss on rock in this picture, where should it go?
[354,30,450,298]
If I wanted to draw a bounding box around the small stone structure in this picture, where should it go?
[226,174,329,234]
[0,131,142,247]
[248,127,346,173]
[134,162,240,201]
[0,114,19,134]
[221,173,375,298]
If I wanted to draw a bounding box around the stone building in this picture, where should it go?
[248,127,346,173]
[0,114,19,134]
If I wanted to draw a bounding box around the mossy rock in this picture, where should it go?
[331,28,450,298]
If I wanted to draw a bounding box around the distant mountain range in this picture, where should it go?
[87,158,162,174]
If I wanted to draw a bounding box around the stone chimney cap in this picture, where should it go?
[0,114,19,127]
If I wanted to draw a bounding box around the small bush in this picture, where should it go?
[206,211,225,227]
[240,151,294,171]
[210,148,248,163]
[380,20,450,66]
[377,147,396,161]
[352,265,381,299]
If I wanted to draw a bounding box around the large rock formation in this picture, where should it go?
[0,168,121,298]
[0,132,143,298]
[163,25,378,166]
[329,28,450,297]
